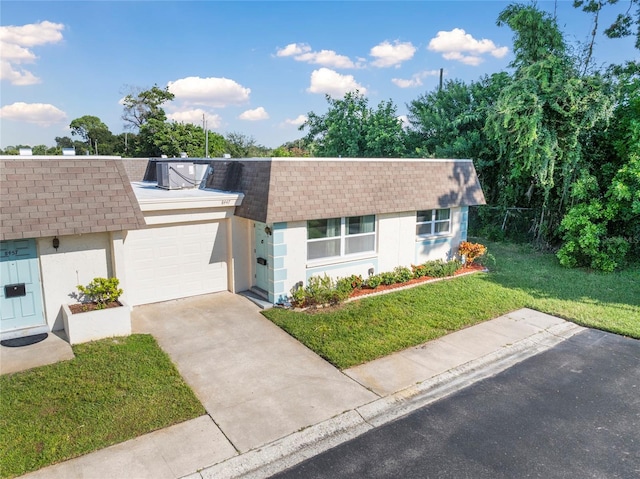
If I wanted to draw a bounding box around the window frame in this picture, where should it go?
[307,215,376,262]
[416,208,451,238]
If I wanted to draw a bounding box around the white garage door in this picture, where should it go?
[125,221,228,306]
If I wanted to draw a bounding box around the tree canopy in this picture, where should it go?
[300,91,406,157]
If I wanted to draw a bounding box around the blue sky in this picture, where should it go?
[1,0,637,150]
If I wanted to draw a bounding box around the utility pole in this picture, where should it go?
[203,113,209,158]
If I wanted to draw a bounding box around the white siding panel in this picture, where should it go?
[125,222,227,306]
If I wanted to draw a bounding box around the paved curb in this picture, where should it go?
[185,322,585,479]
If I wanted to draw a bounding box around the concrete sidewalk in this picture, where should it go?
[18,295,584,479]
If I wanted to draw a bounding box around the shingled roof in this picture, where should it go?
[0,158,146,241]
[206,158,486,224]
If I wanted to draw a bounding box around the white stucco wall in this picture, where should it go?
[377,211,416,273]
[38,233,112,331]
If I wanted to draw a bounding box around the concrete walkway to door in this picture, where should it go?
[131,292,377,454]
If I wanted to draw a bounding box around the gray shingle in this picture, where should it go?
[206,158,485,223]
[0,159,145,240]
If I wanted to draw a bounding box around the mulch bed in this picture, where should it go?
[68,301,122,314]
[348,263,487,300]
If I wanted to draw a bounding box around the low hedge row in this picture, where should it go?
[290,259,463,308]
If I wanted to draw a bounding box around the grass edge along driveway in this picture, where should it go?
[0,334,205,479]
[263,242,640,370]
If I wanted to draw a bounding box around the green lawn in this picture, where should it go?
[264,241,640,369]
[0,334,205,479]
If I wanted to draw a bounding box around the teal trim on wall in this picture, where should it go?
[268,222,288,305]
[273,257,285,269]
[273,268,287,282]
[273,231,285,245]
[273,244,287,257]
[273,281,285,297]
[461,206,469,241]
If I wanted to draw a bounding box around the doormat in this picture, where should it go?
[1,333,48,348]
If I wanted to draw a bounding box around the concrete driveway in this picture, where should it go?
[132,292,377,453]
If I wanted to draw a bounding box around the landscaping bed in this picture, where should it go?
[347,263,486,300]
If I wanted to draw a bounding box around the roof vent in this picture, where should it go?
[19,148,32,156]
[223,153,231,159]
[62,148,76,156]
[179,152,188,158]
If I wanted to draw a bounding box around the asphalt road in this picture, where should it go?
[271,329,640,479]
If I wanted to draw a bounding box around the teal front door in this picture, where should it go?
[1,239,46,336]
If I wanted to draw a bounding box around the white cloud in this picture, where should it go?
[443,51,483,66]
[285,114,307,126]
[167,108,222,128]
[239,107,269,121]
[391,69,441,88]
[0,21,64,85]
[392,77,420,88]
[370,40,416,68]
[276,43,359,69]
[397,115,409,127]
[167,76,251,107]
[0,102,66,126]
[276,43,312,57]
[307,68,366,97]
[428,28,508,65]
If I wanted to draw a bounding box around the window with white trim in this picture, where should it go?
[416,209,451,237]
[307,215,376,260]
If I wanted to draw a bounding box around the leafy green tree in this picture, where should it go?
[557,70,640,270]
[224,132,270,157]
[300,91,406,157]
[121,84,174,130]
[486,4,613,241]
[406,73,511,204]
[69,115,117,155]
[1,146,20,155]
[136,121,226,158]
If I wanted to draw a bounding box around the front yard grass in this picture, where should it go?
[263,241,639,369]
[0,334,205,479]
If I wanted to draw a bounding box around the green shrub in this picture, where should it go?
[442,259,462,276]
[77,277,123,309]
[421,260,446,277]
[335,275,362,297]
[291,275,351,308]
[556,199,630,272]
[366,274,382,289]
[415,260,462,278]
[380,271,397,286]
[394,266,413,283]
[344,274,364,289]
[305,275,335,306]
[289,282,308,308]
[411,264,428,278]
